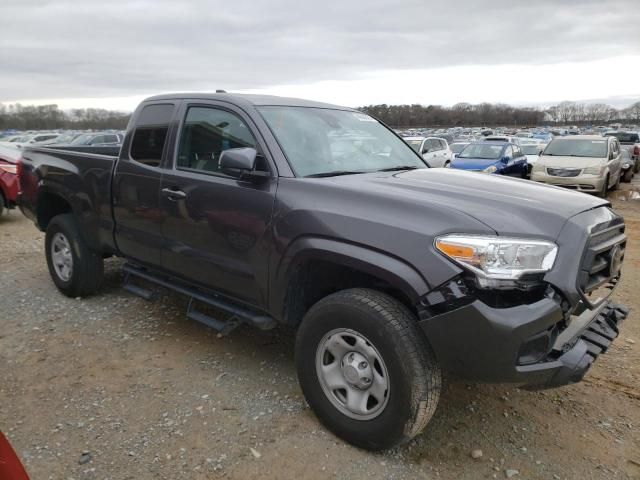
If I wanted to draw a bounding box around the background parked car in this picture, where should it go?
[64,132,123,146]
[404,136,452,167]
[0,145,20,216]
[482,135,521,145]
[450,141,528,176]
[531,135,622,197]
[604,131,640,173]
[449,141,470,160]
[520,143,546,177]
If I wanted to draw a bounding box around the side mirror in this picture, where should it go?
[219,147,269,181]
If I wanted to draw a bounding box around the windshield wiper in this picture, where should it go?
[377,165,422,172]
[305,170,366,178]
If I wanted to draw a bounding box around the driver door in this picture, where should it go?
[159,102,277,306]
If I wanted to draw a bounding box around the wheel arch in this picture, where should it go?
[271,237,430,327]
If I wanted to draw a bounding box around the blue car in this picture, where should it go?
[450,141,528,177]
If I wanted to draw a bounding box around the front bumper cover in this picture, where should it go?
[418,296,628,388]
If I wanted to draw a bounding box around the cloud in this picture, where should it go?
[1,0,639,104]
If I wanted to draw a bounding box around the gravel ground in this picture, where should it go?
[1,181,639,480]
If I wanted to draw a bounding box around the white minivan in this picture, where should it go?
[531,135,623,197]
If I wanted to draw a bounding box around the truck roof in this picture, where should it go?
[142,92,353,111]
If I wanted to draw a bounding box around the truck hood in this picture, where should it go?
[326,168,608,238]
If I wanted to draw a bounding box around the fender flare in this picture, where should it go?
[270,236,431,321]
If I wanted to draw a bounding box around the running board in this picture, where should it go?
[122,263,276,335]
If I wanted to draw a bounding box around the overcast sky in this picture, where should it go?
[2,0,639,111]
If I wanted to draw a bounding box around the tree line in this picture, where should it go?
[359,101,640,128]
[0,103,130,130]
[2,99,640,131]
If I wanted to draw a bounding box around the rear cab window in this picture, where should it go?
[129,103,176,167]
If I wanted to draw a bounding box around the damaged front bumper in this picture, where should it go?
[418,294,629,389]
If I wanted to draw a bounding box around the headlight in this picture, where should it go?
[482,165,497,173]
[583,166,603,175]
[435,235,558,286]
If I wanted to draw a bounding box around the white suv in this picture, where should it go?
[404,136,453,167]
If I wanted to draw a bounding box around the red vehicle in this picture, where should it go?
[0,431,30,479]
[0,145,20,216]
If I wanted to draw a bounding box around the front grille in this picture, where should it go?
[578,220,626,305]
[547,167,582,177]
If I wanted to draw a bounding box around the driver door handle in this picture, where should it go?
[162,188,187,200]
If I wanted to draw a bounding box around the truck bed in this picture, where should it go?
[18,146,119,254]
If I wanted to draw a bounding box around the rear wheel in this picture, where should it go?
[45,214,104,297]
[634,159,640,174]
[0,193,5,217]
[295,288,441,450]
[622,168,633,183]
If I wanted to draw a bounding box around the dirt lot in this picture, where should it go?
[1,182,639,480]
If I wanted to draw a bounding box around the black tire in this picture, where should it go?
[295,288,441,451]
[597,175,609,198]
[623,168,633,183]
[634,159,640,174]
[45,213,104,297]
[0,193,5,217]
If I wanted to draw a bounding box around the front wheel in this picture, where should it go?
[45,214,104,297]
[597,175,609,198]
[295,288,441,450]
[612,172,620,191]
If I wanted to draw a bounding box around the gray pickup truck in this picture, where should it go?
[18,93,628,450]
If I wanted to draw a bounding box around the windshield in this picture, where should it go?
[450,143,468,154]
[70,134,93,145]
[258,107,427,177]
[543,139,607,158]
[521,145,542,155]
[458,143,504,160]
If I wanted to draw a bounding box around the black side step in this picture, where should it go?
[122,263,276,335]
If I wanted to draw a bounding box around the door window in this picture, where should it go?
[177,106,257,175]
[504,145,514,159]
[512,145,523,157]
[427,139,441,152]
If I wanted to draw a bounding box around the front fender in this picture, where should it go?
[270,236,431,320]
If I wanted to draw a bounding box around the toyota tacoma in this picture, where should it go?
[17,93,629,450]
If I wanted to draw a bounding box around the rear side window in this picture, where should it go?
[130,103,175,167]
